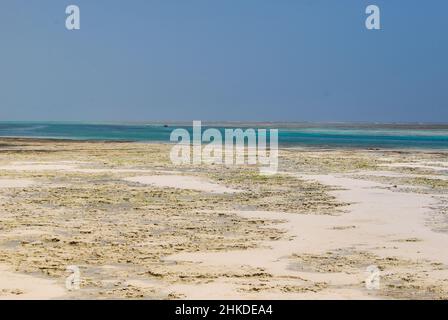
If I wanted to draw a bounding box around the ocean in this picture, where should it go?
[1,121,448,149]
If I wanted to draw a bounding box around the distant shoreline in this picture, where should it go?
[2,120,448,130]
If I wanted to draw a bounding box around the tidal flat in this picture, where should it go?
[0,138,448,299]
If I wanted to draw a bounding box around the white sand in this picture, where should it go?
[380,162,448,172]
[352,170,448,180]
[0,265,66,300]
[124,175,241,194]
[2,158,447,299]
[0,179,35,188]
[1,228,46,238]
[166,173,448,299]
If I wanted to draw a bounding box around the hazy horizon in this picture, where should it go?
[3,120,448,128]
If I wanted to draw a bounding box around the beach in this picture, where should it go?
[1,137,448,299]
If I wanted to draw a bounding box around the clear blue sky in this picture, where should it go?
[0,0,447,122]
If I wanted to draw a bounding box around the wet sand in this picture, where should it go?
[0,138,447,299]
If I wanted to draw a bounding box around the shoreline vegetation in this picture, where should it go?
[1,137,448,299]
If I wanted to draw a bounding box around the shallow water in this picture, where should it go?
[1,121,448,149]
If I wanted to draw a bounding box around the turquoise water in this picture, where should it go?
[1,122,448,149]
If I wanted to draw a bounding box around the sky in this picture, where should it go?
[0,0,447,122]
